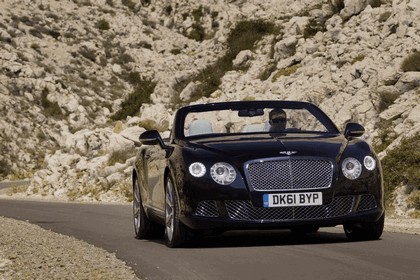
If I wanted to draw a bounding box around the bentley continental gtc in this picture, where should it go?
[132,101,384,247]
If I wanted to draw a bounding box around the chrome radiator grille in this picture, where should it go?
[226,196,353,221]
[245,158,333,191]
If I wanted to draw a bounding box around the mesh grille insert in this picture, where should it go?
[194,201,219,217]
[225,196,353,221]
[357,194,378,212]
[245,158,333,191]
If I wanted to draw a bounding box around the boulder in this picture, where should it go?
[340,0,370,21]
[395,72,420,92]
[233,50,254,68]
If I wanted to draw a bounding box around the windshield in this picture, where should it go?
[183,107,330,137]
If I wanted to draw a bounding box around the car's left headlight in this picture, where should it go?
[210,162,236,185]
[342,157,362,180]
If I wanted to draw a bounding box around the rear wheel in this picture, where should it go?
[344,213,385,241]
[165,175,187,248]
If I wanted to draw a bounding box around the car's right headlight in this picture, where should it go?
[210,162,236,185]
[341,157,362,180]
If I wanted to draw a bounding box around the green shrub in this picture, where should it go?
[378,91,399,113]
[121,0,136,11]
[401,52,420,72]
[378,11,392,22]
[170,49,181,55]
[258,63,277,81]
[114,52,135,65]
[186,20,275,102]
[187,23,206,42]
[79,47,96,62]
[164,5,173,16]
[41,88,63,118]
[121,71,141,86]
[381,133,420,207]
[192,6,204,22]
[371,0,382,8]
[303,18,326,39]
[48,29,61,40]
[351,54,365,64]
[227,20,275,58]
[373,120,396,153]
[272,64,301,82]
[120,182,133,202]
[108,149,135,166]
[30,43,41,53]
[96,19,110,30]
[0,158,12,178]
[29,28,44,38]
[329,0,345,14]
[111,78,156,121]
[407,190,420,210]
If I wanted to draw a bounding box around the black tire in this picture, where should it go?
[344,213,385,241]
[164,175,187,248]
[133,177,152,239]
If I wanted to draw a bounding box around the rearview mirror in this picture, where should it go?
[238,108,264,117]
[140,129,171,149]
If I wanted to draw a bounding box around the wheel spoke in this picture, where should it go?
[134,187,140,203]
[165,179,175,241]
[166,195,173,208]
[133,206,140,217]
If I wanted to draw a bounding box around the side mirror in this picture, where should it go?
[344,123,365,138]
[139,130,166,149]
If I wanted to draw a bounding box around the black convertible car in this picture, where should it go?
[132,101,384,247]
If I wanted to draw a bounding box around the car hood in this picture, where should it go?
[188,133,347,162]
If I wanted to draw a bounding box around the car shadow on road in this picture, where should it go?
[180,228,377,249]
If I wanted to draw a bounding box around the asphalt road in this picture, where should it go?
[0,199,419,280]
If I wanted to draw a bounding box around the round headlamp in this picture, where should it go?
[189,162,206,177]
[342,157,362,180]
[364,156,376,171]
[210,162,236,185]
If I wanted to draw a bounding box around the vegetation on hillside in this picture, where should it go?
[176,20,275,105]
[381,133,420,209]
[111,71,156,121]
[401,51,420,72]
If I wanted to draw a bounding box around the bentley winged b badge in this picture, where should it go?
[279,151,297,156]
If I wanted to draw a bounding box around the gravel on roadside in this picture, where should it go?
[0,216,139,280]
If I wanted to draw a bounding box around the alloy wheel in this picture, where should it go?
[165,178,175,242]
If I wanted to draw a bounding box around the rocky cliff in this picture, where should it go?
[0,0,419,213]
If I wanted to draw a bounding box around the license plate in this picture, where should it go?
[263,192,322,208]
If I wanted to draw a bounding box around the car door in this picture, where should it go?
[144,145,166,214]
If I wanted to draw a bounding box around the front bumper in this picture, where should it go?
[180,194,384,230]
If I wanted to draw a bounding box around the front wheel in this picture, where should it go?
[133,177,151,239]
[165,175,187,248]
[344,213,385,241]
